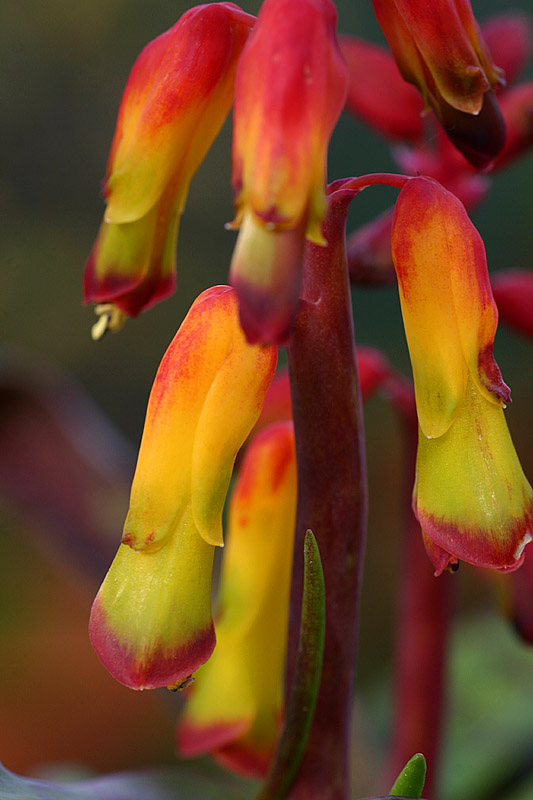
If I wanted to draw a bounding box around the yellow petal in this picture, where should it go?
[392,177,510,438]
[122,287,235,552]
[232,0,346,238]
[414,376,533,574]
[89,504,215,690]
[105,6,249,224]
[178,422,297,776]
[392,177,468,437]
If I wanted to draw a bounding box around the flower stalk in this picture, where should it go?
[386,383,451,798]
[286,185,368,800]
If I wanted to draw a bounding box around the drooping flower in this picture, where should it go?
[89,286,277,689]
[251,347,394,439]
[177,422,297,776]
[347,208,403,286]
[391,176,533,574]
[372,0,506,168]
[251,369,293,439]
[177,344,399,774]
[389,13,533,179]
[492,84,533,169]
[492,269,533,338]
[481,12,531,87]
[344,13,533,287]
[229,0,348,344]
[83,4,253,335]
[340,36,424,142]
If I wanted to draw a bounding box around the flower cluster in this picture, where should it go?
[84,0,533,793]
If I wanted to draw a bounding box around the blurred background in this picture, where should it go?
[2,0,533,797]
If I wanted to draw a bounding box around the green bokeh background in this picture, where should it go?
[2,0,533,796]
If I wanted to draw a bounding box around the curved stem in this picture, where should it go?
[328,173,410,196]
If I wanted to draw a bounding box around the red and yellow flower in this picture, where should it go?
[177,422,297,776]
[84,4,253,334]
[372,0,506,167]
[492,269,533,338]
[89,286,277,689]
[340,35,424,142]
[229,0,348,344]
[391,176,533,574]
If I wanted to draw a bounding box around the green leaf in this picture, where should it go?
[0,760,258,800]
[256,530,326,800]
[389,753,427,798]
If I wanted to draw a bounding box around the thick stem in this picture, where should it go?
[388,395,452,798]
[286,188,367,800]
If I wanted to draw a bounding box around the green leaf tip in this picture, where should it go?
[389,753,427,798]
[255,529,325,800]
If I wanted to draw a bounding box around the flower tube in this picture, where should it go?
[493,84,533,170]
[372,0,506,168]
[481,12,531,87]
[391,176,533,574]
[177,422,297,776]
[340,36,424,142]
[229,0,348,344]
[84,4,253,332]
[89,286,277,690]
[492,269,533,338]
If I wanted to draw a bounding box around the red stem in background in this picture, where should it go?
[386,380,452,799]
[286,187,367,800]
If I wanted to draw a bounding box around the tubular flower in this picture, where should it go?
[391,176,533,575]
[252,347,394,439]
[340,36,424,142]
[83,4,253,333]
[493,84,533,169]
[89,286,277,690]
[176,348,394,774]
[229,0,348,345]
[372,0,506,168]
[492,269,533,338]
[251,369,293,439]
[177,422,297,777]
[481,12,531,87]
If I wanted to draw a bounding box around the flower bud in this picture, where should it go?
[229,0,347,344]
[372,0,506,168]
[340,36,424,141]
[84,4,252,328]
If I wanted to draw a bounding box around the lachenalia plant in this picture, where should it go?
[76,1,533,799]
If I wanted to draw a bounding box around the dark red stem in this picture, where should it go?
[286,187,367,800]
[387,389,452,798]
